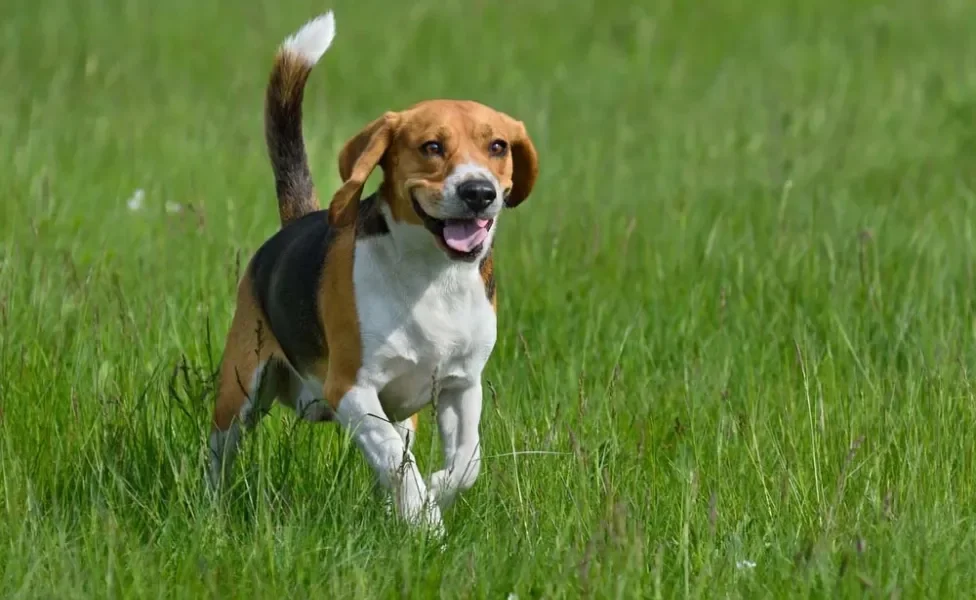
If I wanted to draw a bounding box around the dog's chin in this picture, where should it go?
[411,196,494,262]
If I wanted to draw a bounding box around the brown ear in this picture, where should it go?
[329,111,400,227]
[503,119,539,208]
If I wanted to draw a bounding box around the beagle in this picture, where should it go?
[207,11,538,533]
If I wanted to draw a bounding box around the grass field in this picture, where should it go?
[3,0,976,596]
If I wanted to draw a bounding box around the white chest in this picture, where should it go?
[353,238,497,420]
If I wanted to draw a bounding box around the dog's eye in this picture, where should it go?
[489,139,508,157]
[420,141,444,157]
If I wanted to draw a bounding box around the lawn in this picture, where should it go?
[2,0,976,597]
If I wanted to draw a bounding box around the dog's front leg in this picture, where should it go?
[334,384,443,533]
[429,381,483,511]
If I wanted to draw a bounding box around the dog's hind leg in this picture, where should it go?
[208,275,283,491]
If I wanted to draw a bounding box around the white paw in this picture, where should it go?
[391,464,445,536]
[380,488,443,537]
[404,495,444,535]
[427,470,457,510]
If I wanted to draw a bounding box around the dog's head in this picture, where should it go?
[329,100,538,261]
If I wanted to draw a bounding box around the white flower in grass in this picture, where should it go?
[126,189,145,211]
[736,559,757,570]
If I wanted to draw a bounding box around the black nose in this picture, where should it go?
[457,179,497,211]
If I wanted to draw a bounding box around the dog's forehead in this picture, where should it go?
[401,100,508,139]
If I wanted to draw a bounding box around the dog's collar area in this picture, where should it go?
[410,196,492,262]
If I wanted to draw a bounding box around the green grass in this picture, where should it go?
[3,0,976,596]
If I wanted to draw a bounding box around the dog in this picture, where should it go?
[207,11,539,533]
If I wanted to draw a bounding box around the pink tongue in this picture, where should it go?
[442,219,490,252]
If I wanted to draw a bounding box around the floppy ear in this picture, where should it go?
[329,111,400,227]
[503,118,539,208]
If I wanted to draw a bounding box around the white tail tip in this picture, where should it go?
[282,11,336,66]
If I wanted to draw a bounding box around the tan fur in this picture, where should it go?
[329,100,539,227]
[266,51,321,227]
[329,112,400,227]
[212,273,285,430]
[480,253,497,311]
[272,51,314,106]
[316,226,362,408]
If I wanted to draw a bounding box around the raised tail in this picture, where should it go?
[265,12,336,227]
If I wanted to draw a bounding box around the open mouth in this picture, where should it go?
[412,197,494,260]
